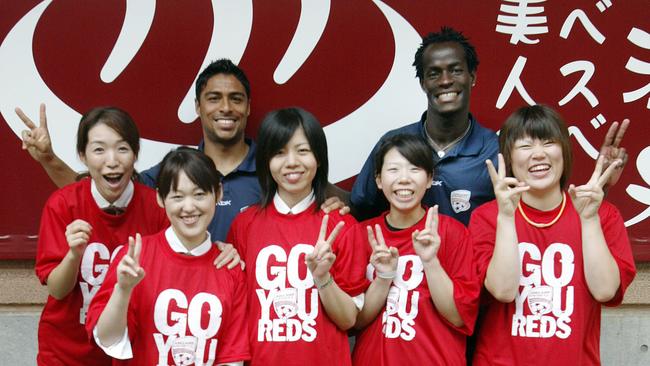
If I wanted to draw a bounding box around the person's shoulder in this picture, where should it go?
[598,200,623,220]
[438,212,468,231]
[470,200,498,220]
[383,120,422,139]
[45,179,87,206]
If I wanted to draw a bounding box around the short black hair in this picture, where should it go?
[413,26,479,80]
[156,147,222,200]
[195,59,251,100]
[374,134,434,177]
[256,107,329,210]
[499,104,573,189]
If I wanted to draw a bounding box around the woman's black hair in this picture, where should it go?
[256,107,328,209]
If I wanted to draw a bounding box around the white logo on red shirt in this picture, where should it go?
[153,289,223,366]
[512,243,575,339]
[255,244,319,342]
[79,242,123,324]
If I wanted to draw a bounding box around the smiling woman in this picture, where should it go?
[33,107,168,366]
[470,105,636,365]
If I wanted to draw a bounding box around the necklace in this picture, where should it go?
[517,192,566,228]
[426,120,471,158]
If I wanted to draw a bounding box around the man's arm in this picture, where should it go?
[16,104,78,187]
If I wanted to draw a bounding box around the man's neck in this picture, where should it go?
[424,109,470,146]
[203,138,249,176]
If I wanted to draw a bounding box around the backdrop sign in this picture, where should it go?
[1,1,648,259]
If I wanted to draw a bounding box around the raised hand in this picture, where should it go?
[65,219,92,259]
[321,196,350,216]
[15,103,55,163]
[305,215,344,282]
[412,206,443,264]
[116,234,145,291]
[367,224,398,276]
[486,153,529,217]
[569,155,623,220]
[213,241,244,270]
[599,119,629,189]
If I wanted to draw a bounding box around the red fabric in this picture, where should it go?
[470,199,636,365]
[86,230,250,365]
[34,178,167,366]
[227,203,363,366]
[351,211,479,366]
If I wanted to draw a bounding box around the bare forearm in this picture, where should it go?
[485,214,520,302]
[423,258,463,327]
[582,217,620,302]
[40,154,77,187]
[355,277,392,329]
[96,285,132,347]
[46,251,82,299]
[315,275,358,330]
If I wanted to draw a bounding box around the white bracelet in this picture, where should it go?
[376,271,396,279]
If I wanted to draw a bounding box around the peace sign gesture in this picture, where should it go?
[305,215,344,281]
[15,103,55,163]
[569,155,623,220]
[486,153,529,217]
[599,119,629,189]
[117,234,145,292]
[367,224,399,276]
[412,206,442,264]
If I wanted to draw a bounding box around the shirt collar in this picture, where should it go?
[164,227,212,256]
[91,179,134,209]
[197,138,257,174]
[419,112,482,158]
[273,191,315,214]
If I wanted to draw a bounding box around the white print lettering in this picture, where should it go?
[512,242,575,339]
[78,243,123,324]
[153,289,222,366]
[255,244,320,342]
[367,255,423,341]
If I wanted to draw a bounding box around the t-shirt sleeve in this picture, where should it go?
[330,214,369,297]
[439,218,480,335]
[468,204,497,285]
[85,246,138,343]
[226,211,249,256]
[599,202,636,307]
[35,193,72,285]
[215,268,251,364]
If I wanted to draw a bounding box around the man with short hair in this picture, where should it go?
[351,27,498,225]
[17,59,259,242]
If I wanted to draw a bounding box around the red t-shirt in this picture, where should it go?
[86,230,250,365]
[35,179,167,366]
[351,211,479,366]
[227,203,365,366]
[470,199,636,365]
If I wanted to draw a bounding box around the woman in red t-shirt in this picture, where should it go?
[350,134,479,366]
[33,107,169,366]
[470,105,636,365]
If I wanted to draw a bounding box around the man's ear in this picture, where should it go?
[156,192,164,208]
[427,174,434,189]
[470,72,477,87]
[375,175,383,191]
[79,152,86,166]
[195,98,200,115]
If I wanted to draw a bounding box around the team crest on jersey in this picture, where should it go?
[273,288,299,319]
[171,336,198,366]
[527,285,553,316]
[450,190,471,213]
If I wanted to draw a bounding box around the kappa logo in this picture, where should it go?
[450,189,471,213]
